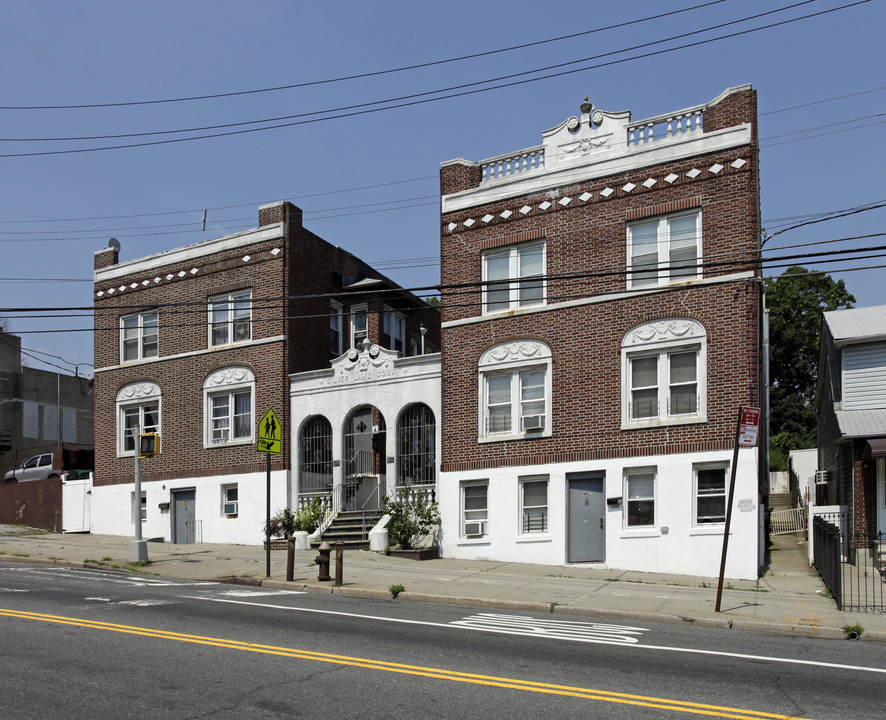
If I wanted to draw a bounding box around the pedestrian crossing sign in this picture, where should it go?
[257,408,282,454]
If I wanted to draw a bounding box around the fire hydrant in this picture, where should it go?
[315,541,332,581]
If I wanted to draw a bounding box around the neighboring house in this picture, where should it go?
[0,331,94,481]
[438,86,764,579]
[816,304,886,542]
[91,201,439,545]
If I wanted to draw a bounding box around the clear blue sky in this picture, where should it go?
[1,0,883,378]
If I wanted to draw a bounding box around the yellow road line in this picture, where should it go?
[0,608,812,720]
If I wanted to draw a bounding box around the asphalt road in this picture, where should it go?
[1,562,884,719]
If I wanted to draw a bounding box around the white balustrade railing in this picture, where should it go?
[395,484,436,505]
[627,109,703,146]
[480,145,545,184]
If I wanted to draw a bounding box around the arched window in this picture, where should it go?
[300,416,333,493]
[116,381,161,457]
[621,318,707,427]
[202,367,255,447]
[344,406,384,480]
[397,404,436,486]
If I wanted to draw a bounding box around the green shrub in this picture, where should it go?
[383,494,440,550]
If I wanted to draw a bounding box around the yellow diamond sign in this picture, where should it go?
[257,408,282,454]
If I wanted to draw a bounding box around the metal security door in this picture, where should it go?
[567,473,606,562]
[172,489,196,544]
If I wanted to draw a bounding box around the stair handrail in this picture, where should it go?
[360,482,381,540]
[314,488,341,539]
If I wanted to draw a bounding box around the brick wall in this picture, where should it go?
[439,87,760,473]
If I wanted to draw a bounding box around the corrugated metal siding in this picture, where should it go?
[842,343,886,410]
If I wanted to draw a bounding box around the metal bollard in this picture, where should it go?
[315,541,332,581]
[286,537,295,582]
[335,542,343,586]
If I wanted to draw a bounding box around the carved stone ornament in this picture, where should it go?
[116,381,161,402]
[204,366,255,388]
[561,136,610,158]
[480,340,551,368]
[327,343,399,385]
[624,318,705,347]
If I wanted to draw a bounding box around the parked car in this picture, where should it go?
[3,453,57,483]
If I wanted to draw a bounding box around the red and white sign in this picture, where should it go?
[738,406,761,447]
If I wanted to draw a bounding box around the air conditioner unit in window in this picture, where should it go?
[521,414,545,432]
[223,502,238,516]
[463,521,486,537]
[212,431,229,444]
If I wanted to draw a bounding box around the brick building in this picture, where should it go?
[438,86,763,579]
[91,201,439,544]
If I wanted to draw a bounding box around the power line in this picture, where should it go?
[0,2,728,111]
[0,1,865,159]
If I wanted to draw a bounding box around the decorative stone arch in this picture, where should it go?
[621,317,707,426]
[396,403,436,488]
[116,381,161,457]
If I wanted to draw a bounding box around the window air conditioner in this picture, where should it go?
[212,430,229,444]
[463,521,486,537]
[224,502,238,516]
[234,322,250,341]
[522,414,545,432]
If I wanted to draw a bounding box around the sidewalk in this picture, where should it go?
[2,524,884,641]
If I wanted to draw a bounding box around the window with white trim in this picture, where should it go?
[329,302,343,356]
[462,482,488,538]
[131,491,147,523]
[694,463,728,525]
[479,340,551,440]
[382,308,405,353]
[627,211,700,289]
[203,367,255,447]
[350,303,368,348]
[520,476,548,534]
[482,241,545,314]
[622,319,706,427]
[625,468,656,528]
[120,310,158,362]
[209,290,251,347]
[116,382,161,457]
[222,484,239,518]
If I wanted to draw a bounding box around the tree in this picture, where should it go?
[765,266,854,469]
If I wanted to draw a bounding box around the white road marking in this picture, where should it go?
[85,597,112,602]
[0,566,209,587]
[183,595,886,675]
[217,589,305,597]
[0,588,29,593]
[451,613,647,644]
[119,599,174,607]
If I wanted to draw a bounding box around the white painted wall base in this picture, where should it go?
[89,469,289,546]
[439,448,760,580]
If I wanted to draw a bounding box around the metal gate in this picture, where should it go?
[61,473,92,533]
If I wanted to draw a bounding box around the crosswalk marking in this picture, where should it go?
[450,613,648,644]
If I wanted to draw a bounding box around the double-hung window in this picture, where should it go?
[479,340,551,440]
[203,367,255,447]
[625,468,656,527]
[329,302,343,355]
[462,482,488,538]
[521,477,548,534]
[622,319,706,427]
[222,485,239,518]
[209,290,251,347]
[116,382,161,457]
[350,304,368,348]
[120,311,158,362]
[382,308,405,353]
[628,211,700,289]
[694,464,728,524]
[482,241,545,314]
